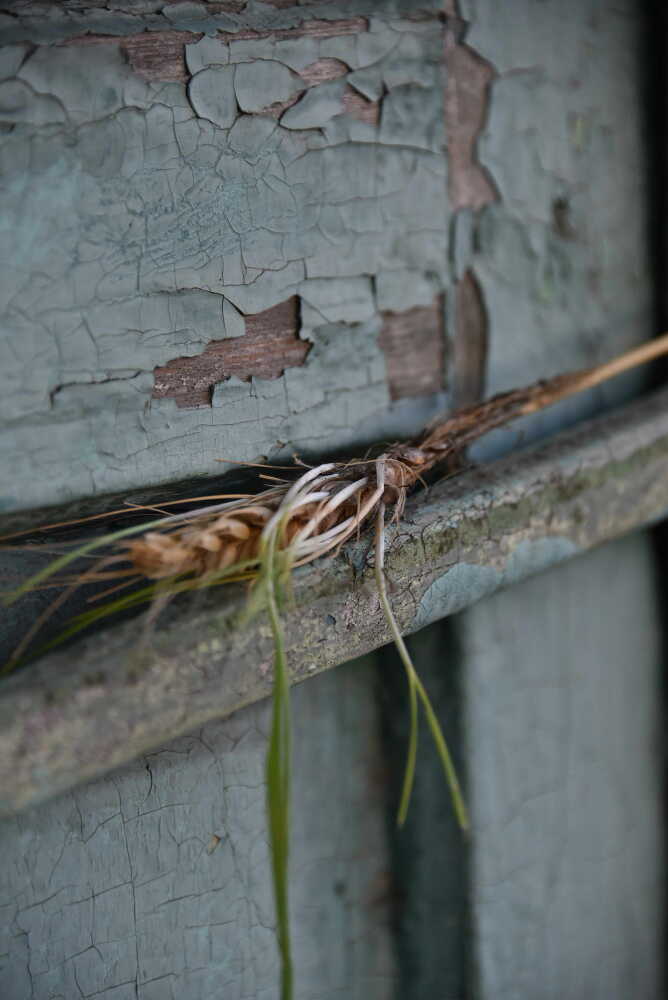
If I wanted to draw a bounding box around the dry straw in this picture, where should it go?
[4,331,668,1000]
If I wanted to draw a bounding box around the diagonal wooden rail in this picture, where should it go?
[2,385,668,816]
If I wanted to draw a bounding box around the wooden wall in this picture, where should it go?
[0,1,663,997]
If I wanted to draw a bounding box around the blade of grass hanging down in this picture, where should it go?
[262,523,294,1000]
[374,504,469,833]
[374,504,418,827]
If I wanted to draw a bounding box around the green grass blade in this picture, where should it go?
[412,670,469,832]
[396,666,419,828]
[374,510,469,832]
[262,529,293,1000]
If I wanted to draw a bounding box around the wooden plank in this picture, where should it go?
[2,385,668,816]
[0,655,395,999]
[386,533,664,998]
[461,533,663,998]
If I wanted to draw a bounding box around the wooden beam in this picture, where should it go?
[2,386,668,816]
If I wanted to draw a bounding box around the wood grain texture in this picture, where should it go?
[66,30,196,82]
[2,385,668,816]
[452,267,488,407]
[152,297,308,407]
[378,300,446,400]
[0,8,449,512]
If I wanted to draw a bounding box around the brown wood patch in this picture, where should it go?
[342,85,380,125]
[63,18,367,83]
[378,299,446,401]
[452,268,488,407]
[443,29,498,211]
[299,58,349,87]
[123,30,194,83]
[63,31,197,82]
[218,17,367,43]
[260,63,379,122]
[152,296,309,408]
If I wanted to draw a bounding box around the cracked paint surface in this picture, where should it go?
[0,3,453,512]
[0,660,395,999]
[0,6,662,999]
[459,0,653,462]
[0,0,652,519]
[152,296,309,407]
[461,534,663,1000]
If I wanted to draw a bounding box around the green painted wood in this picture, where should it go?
[0,1,663,998]
[460,533,663,999]
[0,656,395,1000]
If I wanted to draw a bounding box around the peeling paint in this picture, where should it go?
[0,665,395,998]
[152,296,308,407]
[0,0,654,523]
[413,532,580,630]
[0,7,450,510]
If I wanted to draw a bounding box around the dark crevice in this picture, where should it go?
[642,4,667,994]
[377,619,471,1000]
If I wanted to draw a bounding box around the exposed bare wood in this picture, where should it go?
[217,17,368,44]
[152,297,308,407]
[443,28,498,211]
[66,30,196,81]
[379,300,446,400]
[452,268,488,407]
[299,57,349,86]
[342,85,380,124]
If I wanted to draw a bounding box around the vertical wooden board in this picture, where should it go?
[457,533,663,999]
[0,657,395,1000]
[378,621,469,1000]
[457,0,654,461]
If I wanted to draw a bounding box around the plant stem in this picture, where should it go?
[264,531,293,1000]
[374,507,469,833]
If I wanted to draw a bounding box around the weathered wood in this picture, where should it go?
[0,655,395,999]
[0,2,452,515]
[2,385,668,816]
[461,533,663,999]
[0,1,661,995]
[387,533,664,999]
[0,0,651,517]
[152,296,308,408]
[378,300,446,400]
